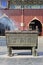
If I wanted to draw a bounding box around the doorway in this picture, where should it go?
[0,23,5,36]
[29,19,42,36]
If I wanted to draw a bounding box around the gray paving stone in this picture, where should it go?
[0,58,43,65]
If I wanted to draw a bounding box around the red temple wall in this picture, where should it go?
[0,9,43,35]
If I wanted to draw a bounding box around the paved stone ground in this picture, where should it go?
[0,57,43,65]
[0,36,43,65]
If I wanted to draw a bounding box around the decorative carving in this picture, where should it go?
[10,0,43,5]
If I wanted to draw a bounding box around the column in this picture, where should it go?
[21,7,24,30]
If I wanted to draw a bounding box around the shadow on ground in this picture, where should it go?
[0,50,43,56]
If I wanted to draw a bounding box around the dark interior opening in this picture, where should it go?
[0,23,10,36]
[29,19,42,36]
[0,23,5,36]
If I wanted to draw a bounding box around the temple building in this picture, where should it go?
[0,0,43,36]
